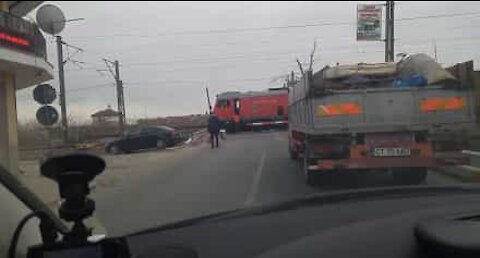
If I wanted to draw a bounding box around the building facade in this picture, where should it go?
[0,1,54,254]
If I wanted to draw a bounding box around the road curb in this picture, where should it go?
[165,129,207,151]
[165,138,192,151]
[192,128,207,135]
[433,165,480,182]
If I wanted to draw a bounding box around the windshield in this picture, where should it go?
[3,1,479,238]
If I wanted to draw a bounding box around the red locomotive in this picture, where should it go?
[213,88,288,133]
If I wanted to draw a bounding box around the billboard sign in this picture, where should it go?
[357,4,382,41]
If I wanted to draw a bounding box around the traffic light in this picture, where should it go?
[33,83,59,126]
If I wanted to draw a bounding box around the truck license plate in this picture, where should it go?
[373,147,411,157]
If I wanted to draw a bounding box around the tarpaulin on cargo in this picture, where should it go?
[309,54,463,93]
[311,64,396,91]
[397,53,459,88]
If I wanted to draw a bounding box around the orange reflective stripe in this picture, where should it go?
[341,103,362,115]
[420,97,466,111]
[444,97,466,110]
[420,98,443,111]
[318,105,338,116]
[318,103,362,116]
[325,105,342,115]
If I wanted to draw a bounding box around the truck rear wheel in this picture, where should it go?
[392,168,427,185]
[289,140,299,160]
[303,143,317,186]
[289,147,298,160]
[303,161,316,186]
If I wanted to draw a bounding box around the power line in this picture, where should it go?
[396,11,480,22]
[397,35,480,45]
[61,45,401,73]
[58,42,474,90]
[58,36,474,97]
[117,47,385,68]
[125,80,201,86]
[59,16,480,73]
[62,33,480,74]
[63,51,309,72]
[69,21,352,41]
[124,76,278,87]
[68,10,480,41]
[67,83,115,92]
[60,50,384,81]
[122,16,478,57]
[63,47,304,71]
[120,53,306,67]
[62,31,478,79]
[49,9,480,94]
[85,20,480,59]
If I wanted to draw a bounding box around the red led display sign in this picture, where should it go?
[0,32,30,46]
[0,27,34,54]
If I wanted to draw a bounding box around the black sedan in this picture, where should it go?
[106,126,186,154]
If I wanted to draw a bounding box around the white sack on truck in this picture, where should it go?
[397,53,459,87]
[324,63,397,79]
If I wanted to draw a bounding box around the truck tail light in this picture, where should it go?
[318,103,362,116]
[420,97,466,111]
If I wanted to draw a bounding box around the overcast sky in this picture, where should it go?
[15,1,480,124]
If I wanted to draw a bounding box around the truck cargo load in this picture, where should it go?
[311,54,462,92]
[288,54,475,185]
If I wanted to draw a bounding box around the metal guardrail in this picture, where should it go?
[0,10,47,59]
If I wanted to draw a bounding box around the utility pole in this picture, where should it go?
[114,60,126,135]
[205,87,212,113]
[103,59,126,136]
[56,35,68,143]
[385,1,395,62]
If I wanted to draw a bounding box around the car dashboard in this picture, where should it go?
[122,186,480,258]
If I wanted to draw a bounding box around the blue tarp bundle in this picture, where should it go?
[393,74,427,88]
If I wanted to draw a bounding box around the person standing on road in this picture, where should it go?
[208,113,221,149]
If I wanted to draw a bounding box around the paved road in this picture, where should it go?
[94,130,461,236]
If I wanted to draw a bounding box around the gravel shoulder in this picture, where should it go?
[16,131,209,235]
